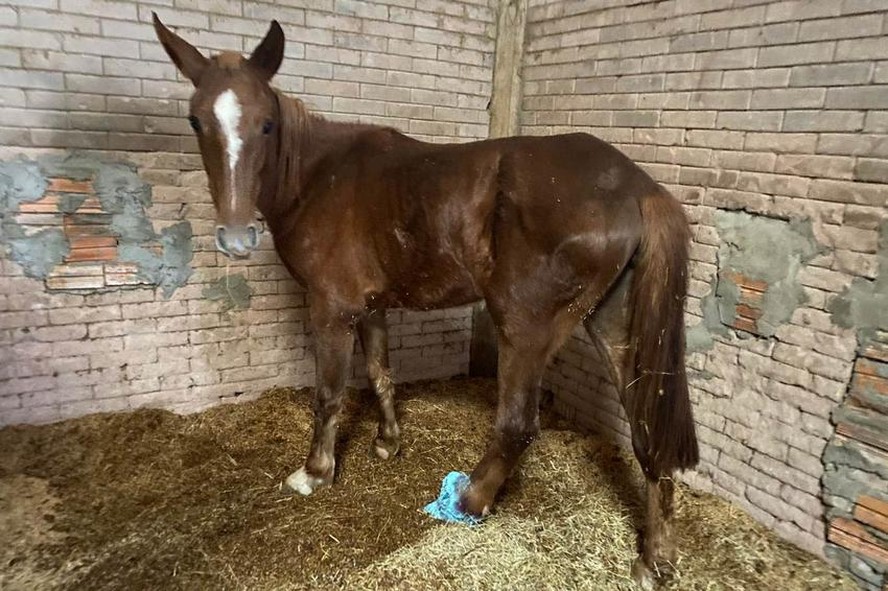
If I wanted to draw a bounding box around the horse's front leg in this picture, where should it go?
[284,303,355,496]
[358,309,401,460]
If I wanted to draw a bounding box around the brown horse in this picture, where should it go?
[153,16,698,588]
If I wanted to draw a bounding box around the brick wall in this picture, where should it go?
[523,0,888,579]
[4,0,888,585]
[0,147,473,426]
[0,0,495,149]
[0,0,496,427]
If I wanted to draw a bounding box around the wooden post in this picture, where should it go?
[488,0,528,139]
[469,0,528,378]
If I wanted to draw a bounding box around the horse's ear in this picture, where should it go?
[248,20,284,81]
[152,12,209,86]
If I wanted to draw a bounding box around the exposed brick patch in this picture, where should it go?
[828,518,888,566]
[20,178,127,289]
[726,271,766,334]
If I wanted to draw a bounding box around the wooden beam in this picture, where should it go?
[488,0,528,139]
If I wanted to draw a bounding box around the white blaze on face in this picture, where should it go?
[213,89,243,209]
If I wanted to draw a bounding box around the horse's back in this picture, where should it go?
[289,128,655,311]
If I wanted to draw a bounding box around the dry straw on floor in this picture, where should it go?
[0,378,856,590]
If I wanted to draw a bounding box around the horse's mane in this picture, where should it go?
[271,89,310,210]
[269,89,380,216]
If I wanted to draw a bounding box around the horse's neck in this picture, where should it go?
[259,95,375,228]
[301,116,369,181]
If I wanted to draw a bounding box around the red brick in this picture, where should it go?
[47,178,93,193]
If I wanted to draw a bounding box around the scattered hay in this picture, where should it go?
[0,378,856,590]
[0,475,80,590]
[346,430,640,591]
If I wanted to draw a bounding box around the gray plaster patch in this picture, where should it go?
[93,161,152,213]
[686,281,729,352]
[38,152,105,181]
[57,193,87,214]
[829,222,888,351]
[111,201,157,243]
[823,440,888,516]
[202,273,252,311]
[0,159,47,211]
[688,211,823,351]
[6,228,69,279]
[118,222,193,297]
[0,152,193,296]
[0,159,61,279]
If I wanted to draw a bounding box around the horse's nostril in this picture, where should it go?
[246,224,259,248]
[215,225,227,252]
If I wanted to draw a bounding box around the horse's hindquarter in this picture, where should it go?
[486,134,648,304]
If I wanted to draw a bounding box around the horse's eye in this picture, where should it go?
[188,115,201,133]
[262,120,274,135]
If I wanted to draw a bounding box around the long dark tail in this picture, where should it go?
[624,189,699,478]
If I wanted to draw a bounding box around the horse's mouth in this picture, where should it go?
[220,250,252,260]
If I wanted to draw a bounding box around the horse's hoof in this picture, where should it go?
[372,437,400,460]
[459,483,493,518]
[631,557,656,591]
[282,467,329,496]
[656,544,677,567]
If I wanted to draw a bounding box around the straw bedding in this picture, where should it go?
[0,378,855,590]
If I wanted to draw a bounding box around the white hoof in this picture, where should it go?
[372,437,400,461]
[284,467,324,496]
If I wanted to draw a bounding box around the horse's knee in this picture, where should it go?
[313,387,345,419]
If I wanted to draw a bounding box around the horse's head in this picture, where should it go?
[153,13,284,259]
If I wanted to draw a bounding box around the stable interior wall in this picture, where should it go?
[524,1,888,587]
[4,0,888,588]
[0,0,496,426]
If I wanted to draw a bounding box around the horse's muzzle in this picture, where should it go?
[215,223,260,258]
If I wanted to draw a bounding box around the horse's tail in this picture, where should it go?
[623,188,698,478]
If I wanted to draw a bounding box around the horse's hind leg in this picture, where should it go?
[358,309,400,460]
[632,477,677,590]
[460,329,552,516]
[582,267,632,391]
[583,273,678,589]
[460,297,586,516]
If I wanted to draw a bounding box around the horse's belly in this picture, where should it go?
[381,263,482,310]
